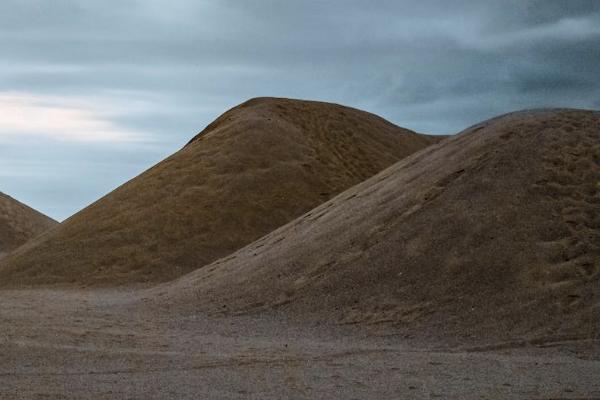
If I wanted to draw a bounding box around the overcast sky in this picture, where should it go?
[1,0,599,220]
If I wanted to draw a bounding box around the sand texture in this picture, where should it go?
[0,98,438,286]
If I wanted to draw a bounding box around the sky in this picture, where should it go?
[1,0,599,221]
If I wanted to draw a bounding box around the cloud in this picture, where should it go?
[0,92,143,142]
[459,15,600,49]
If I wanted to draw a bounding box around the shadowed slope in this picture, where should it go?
[0,192,57,258]
[0,97,439,286]
[157,109,600,341]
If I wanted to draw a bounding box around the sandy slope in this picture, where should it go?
[0,192,57,258]
[0,97,439,286]
[157,108,600,341]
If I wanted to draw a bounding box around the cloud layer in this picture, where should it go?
[1,0,599,219]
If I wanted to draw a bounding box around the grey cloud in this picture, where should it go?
[0,0,599,219]
[522,0,600,25]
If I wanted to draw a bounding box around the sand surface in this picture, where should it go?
[1,103,599,398]
[1,288,599,399]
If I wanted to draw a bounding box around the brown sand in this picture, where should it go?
[0,105,599,398]
[0,192,57,258]
[155,108,600,342]
[0,97,439,286]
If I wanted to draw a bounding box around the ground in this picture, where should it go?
[1,289,599,399]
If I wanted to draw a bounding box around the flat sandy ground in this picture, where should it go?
[1,290,599,399]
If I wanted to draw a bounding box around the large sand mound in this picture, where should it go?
[157,109,600,341]
[0,192,57,258]
[0,97,439,286]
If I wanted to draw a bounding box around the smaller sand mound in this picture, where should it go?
[0,192,57,257]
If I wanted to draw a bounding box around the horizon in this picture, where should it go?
[1,0,600,220]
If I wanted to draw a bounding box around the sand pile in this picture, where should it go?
[157,109,600,341]
[0,97,439,286]
[0,192,57,257]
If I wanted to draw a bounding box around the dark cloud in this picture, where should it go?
[523,0,600,25]
[0,0,599,219]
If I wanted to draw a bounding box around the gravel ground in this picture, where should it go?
[1,289,599,399]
